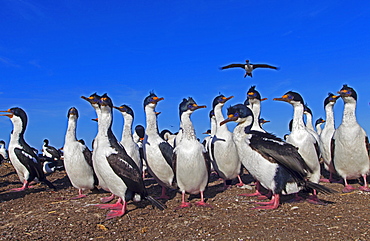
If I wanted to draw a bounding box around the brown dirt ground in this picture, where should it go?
[1,162,370,241]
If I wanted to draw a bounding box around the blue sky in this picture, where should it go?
[1,1,370,151]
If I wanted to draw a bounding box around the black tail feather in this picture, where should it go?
[145,196,166,210]
[42,179,56,190]
[306,182,337,195]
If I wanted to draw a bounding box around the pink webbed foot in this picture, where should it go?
[100,194,115,203]
[105,202,127,220]
[235,175,245,187]
[251,194,280,210]
[70,194,87,200]
[359,186,370,192]
[95,198,123,210]
[306,195,327,205]
[195,201,213,208]
[174,202,192,210]
[342,185,356,193]
[9,187,28,192]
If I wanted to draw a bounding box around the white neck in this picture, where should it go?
[214,104,230,133]
[180,111,197,140]
[341,99,357,126]
[145,105,159,135]
[121,113,134,142]
[324,103,335,130]
[292,103,306,132]
[65,116,77,142]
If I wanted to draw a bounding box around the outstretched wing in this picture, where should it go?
[252,64,278,70]
[220,63,245,70]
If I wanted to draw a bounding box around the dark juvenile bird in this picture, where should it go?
[220,60,279,78]
[0,108,55,191]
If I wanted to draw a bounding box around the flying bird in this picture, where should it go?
[220,60,279,77]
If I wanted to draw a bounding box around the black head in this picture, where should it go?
[114,104,134,118]
[67,107,79,119]
[135,125,145,138]
[143,92,164,108]
[0,140,5,145]
[44,139,49,145]
[209,110,215,119]
[221,104,253,126]
[81,93,101,105]
[315,118,325,126]
[179,97,206,117]
[304,104,312,115]
[246,86,262,100]
[323,92,340,108]
[212,94,234,109]
[78,139,85,145]
[338,84,357,101]
[99,93,113,107]
[0,107,28,131]
[273,91,304,104]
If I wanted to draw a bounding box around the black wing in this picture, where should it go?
[252,64,278,70]
[220,63,245,70]
[46,146,61,159]
[14,147,45,181]
[248,133,310,182]
[81,144,93,168]
[159,141,174,168]
[107,153,146,196]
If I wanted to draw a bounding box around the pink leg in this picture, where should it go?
[174,191,192,210]
[195,191,213,208]
[359,174,370,192]
[106,199,127,220]
[71,189,87,199]
[100,193,115,203]
[10,180,30,192]
[239,181,269,199]
[306,190,327,205]
[342,178,356,193]
[235,175,245,187]
[157,186,170,199]
[252,194,280,210]
[95,198,123,210]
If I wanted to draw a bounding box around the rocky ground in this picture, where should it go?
[0,162,370,240]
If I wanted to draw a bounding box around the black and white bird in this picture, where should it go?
[319,93,340,183]
[160,129,177,148]
[0,140,9,163]
[91,94,165,219]
[220,60,279,78]
[42,139,62,161]
[220,104,334,209]
[81,93,114,203]
[0,108,55,191]
[173,97,211,209]
[304,105,320,144]
[143,92,175,199]
[133,125,146,176]
[245,86,268,132]
[211,94,241,189]
[63,107,98,199]
[315,118,325,136]
[274,92,322,204]
[332,85,370,193]
[114,104,142,171]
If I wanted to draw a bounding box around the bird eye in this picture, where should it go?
[288,95,294,100]
[188,104,193,109]
[234,112,239,117]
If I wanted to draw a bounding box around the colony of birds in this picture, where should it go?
[1,59,369,220]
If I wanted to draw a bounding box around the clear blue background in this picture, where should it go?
[1,1,369,151]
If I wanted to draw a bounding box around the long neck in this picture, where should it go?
[65,117,77,142]
[180,112,197,140]
[145,105,159,135]
[292,103,306,132]
[210,117,217,135]
[342,101,357,126]
[10,117,25,144]
[324,103,335,129]
[305,113,314,131]
[121,114,134,142]
[214,104,230,133]
[250,101,264,132]
[98,108,112,138]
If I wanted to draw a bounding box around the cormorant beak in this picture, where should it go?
[113,106,124,111]
[155,112,161,116]
[0,110,13,118]
[261,98,268,101]
[220,114,238,126]
[273,95,291,102]
[262,120,270,123]
[191,104,206,111]
[81,95,97,104]
[221,96,234,103]
[337,90,350,97]
[151,97,164,104]
[91,118,98,122]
